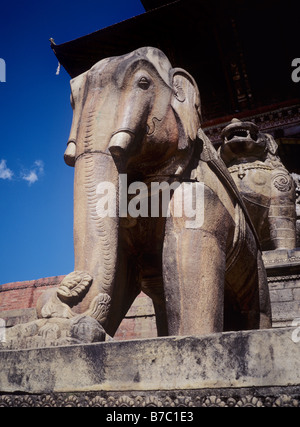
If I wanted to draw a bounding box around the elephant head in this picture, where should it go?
[64,47,202,177]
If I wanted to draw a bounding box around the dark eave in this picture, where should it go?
[51,0,300,124]
[140,0,178,11]
[50,1,184,79]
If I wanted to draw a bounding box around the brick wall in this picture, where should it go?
[263,249,300,328]
[112,292,157,340]
[0,276,63,311]
[0,276,157,341]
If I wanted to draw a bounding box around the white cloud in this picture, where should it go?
[22,170,39,185]
[34,160,44,173]
[22,159,44,185]
[0,159,45,184]
[0,159,13,180]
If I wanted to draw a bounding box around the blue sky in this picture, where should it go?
[0,0,145,284]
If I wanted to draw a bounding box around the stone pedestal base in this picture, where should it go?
[1,328,300,407]
[263,248,300,327]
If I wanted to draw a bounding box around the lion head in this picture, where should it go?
[219,118,278,166]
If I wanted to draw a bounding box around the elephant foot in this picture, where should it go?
[0,316,106,350]
[84,293,111,324]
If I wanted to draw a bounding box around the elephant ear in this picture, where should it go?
[171,68,202,150]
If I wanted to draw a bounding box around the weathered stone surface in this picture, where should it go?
[263,248,300,271]
[264,249,300,327]
[0,308,37,328]
[0,328,299,394]
[0,316,106,350]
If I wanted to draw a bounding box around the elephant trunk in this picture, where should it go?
[108,81,153,169]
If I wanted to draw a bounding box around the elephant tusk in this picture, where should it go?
[108,131,134,158]
[64,140,76,167]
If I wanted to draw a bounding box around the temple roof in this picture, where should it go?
[51,0,299,128]
[140,0,178,11]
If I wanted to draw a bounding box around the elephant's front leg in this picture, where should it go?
[162,184,229,336]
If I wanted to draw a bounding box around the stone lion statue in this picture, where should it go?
[219,118,297,251]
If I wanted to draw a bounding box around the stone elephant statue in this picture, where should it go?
[219,118,297,251]
[38,47,271,340]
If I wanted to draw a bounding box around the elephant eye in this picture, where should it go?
[138,76,151,90]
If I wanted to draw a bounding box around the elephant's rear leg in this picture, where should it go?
[142,277,169,337]
[257,250,272,329]
[224,248,272,331]
[105,255,141,338]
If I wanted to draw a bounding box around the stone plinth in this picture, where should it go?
[263,249,300,327]
[1,328,300,406]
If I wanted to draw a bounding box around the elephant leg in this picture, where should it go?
[257,250,272,329]
[141,277,169,337]
[162,182,236,336]
[163,227,226,336]
[105,253,141,338]
[224,219,271,331]
[153,301,168,337]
